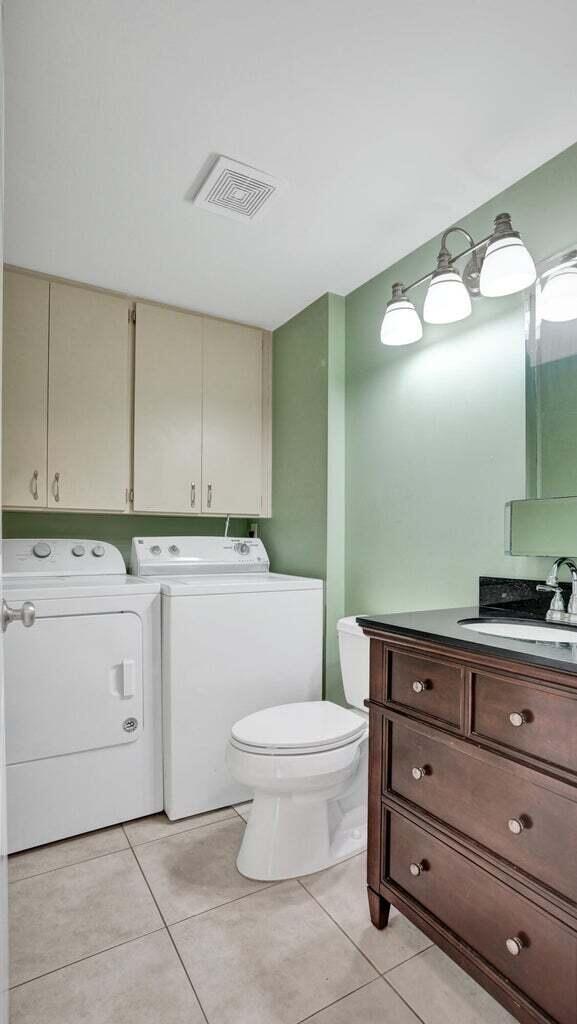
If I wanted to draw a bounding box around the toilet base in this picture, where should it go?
[235,746,367,881]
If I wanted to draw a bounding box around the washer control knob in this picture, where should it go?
[71,544,85,558]
[150,545,162,555]
[235,542,250,555]
[168,545,180,555]
[32,542,52,559]
[92,544,106,558]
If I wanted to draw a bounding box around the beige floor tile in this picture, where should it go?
[10,930,205,1024]
[124,806,237,846]
[300,853,432,971]
[134,816,271,924]
[387,946,517,1024]
[9,827,129,883]
[234,802,252,821]
[171,879,377,1024]
[9,849,162,986]
[304,977,421,1023]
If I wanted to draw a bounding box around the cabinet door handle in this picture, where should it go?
[507,817,526,835]
[53,472,61,502]
[207,483,212,508]
[31,470,39,501]
[411,766,429,781]
[190,483,196,508]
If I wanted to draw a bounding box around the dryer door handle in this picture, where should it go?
[120,658,136,698]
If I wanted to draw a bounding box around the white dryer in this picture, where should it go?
[4,539,163,853]
[130,537,323,820]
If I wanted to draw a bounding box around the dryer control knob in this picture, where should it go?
[150,545,162,555]
[168,545,180,555]
[71,544,85,557]
[33,541,52,559]
[235,542,250,555]
[92,544,106,558]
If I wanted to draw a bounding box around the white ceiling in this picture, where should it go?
[5,0,577,330]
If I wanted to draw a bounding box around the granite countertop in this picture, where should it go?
[357,605,577,676]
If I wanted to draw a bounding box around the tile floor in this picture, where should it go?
[8,803,517,1024]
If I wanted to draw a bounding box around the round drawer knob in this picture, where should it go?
[508,817,525,835]
[411,766,429,781]
[412,680,429,693]
[409,861,426,877]
[505,936,524,957]
[509,711,527,728]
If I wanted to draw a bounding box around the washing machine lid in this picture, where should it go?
[231,701,366,752]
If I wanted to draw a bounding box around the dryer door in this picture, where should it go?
[5,612,143,763]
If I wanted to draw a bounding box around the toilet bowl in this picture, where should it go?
[226,616,370,880]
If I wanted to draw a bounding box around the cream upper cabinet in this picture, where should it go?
[202,319,263,515]
[133,303,203,513]
[2,272,50,508]
[47,283,131,511]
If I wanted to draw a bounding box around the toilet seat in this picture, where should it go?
[230,701,367,756]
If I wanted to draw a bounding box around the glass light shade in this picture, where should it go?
[380,298,423,346]
[540,265,577,322]
[479,236,536,297]
[423,270,472,325]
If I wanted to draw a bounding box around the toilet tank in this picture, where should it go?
[337,616,370,711]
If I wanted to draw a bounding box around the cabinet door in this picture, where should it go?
[133,303,203,513]
[202,319,263,515]
[2,272,49,507]
[47,283,130,511]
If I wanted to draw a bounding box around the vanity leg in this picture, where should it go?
[368,887,390,929]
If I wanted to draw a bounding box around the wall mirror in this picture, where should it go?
[507,245,577,555]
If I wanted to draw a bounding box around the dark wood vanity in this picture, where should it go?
[362,620,577,1024]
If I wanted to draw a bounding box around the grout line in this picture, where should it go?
[381,942,434,977]
[128,843,210,1024]
[381,971,429,1024]
[166,881,280,928]
[9,927,167,991]
[123,811,240,849]
[295,976,379,1024]
[8,843,134,886]
[295,878,379,976]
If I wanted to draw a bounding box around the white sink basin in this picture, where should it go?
[459,619,577,644]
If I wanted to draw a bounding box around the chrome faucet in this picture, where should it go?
[537,556,577,623]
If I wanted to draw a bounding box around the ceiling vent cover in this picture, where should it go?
[191,156,282,223]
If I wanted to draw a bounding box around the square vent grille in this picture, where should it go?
[191,156,282,223]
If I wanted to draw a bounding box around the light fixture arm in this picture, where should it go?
[399,230,492,297]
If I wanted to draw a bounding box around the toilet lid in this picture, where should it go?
[231,701,366,752]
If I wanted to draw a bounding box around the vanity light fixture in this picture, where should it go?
[380,213,535,346]
[479,213,536,297]
[540,251,577,323]
[380,283,423,346]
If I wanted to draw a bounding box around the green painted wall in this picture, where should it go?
[345,142,577,618]
[3,512,248,567]
[260,293,346,702]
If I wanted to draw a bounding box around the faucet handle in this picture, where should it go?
[537,584,565,613]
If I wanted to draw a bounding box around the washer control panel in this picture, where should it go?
[131,536,269,576]
[3,539,126,576]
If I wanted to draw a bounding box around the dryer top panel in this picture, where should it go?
[3,539,127,577]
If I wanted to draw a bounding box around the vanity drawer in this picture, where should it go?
[389,719,577,902]
[387,649,464,728]
[473,672,577,774]
[387,811,577,1024]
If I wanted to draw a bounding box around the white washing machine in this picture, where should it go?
[130,537,323,820]
[3,539,163,853]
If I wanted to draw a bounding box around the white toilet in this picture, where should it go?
[226,615,369,880]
